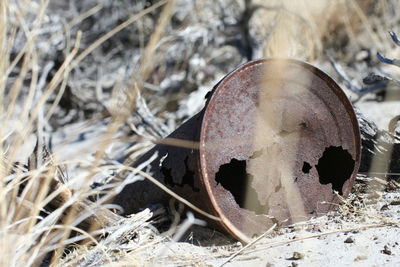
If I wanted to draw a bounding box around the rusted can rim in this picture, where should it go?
[199,58,361,242]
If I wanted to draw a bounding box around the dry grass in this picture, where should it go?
[1,0,223,265]
[1,0,400,266]
[0,1,166,265]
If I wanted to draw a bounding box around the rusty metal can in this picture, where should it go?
[112,59,361,242]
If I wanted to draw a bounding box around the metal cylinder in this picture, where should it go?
[112,59,361,242]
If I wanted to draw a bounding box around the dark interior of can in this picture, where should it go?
[215,145,355,215]
[161,156,200,192]
[315,146,355,195]
[215,158,269,215]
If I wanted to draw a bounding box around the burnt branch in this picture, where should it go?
[357,110,400,181]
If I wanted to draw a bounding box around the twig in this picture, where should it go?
[155,212,206,260]
[247,223,388,256]
[389,31,400,46]
[327,54,387,100]
[67,4,103,29]
[376,51,400,66]
[336,192,400,226]
[218,224,277,267]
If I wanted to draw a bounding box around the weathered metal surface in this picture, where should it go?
[112,59,361,243]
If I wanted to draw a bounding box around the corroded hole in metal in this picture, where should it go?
[302,161,312,174]
[315,146,355,195]
[161,156,199,192]
[215,158,269,215]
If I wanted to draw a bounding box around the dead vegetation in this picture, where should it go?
[1,0,400,266]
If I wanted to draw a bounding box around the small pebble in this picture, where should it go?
[344,237,354,243]
[355,50,369,61]
[286,252,304,260]
[354,255,368,261]
[380,204,389,211]
[390,200,400,206]
[381,245,392,255]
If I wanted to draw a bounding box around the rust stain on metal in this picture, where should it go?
[112,59,361,243]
